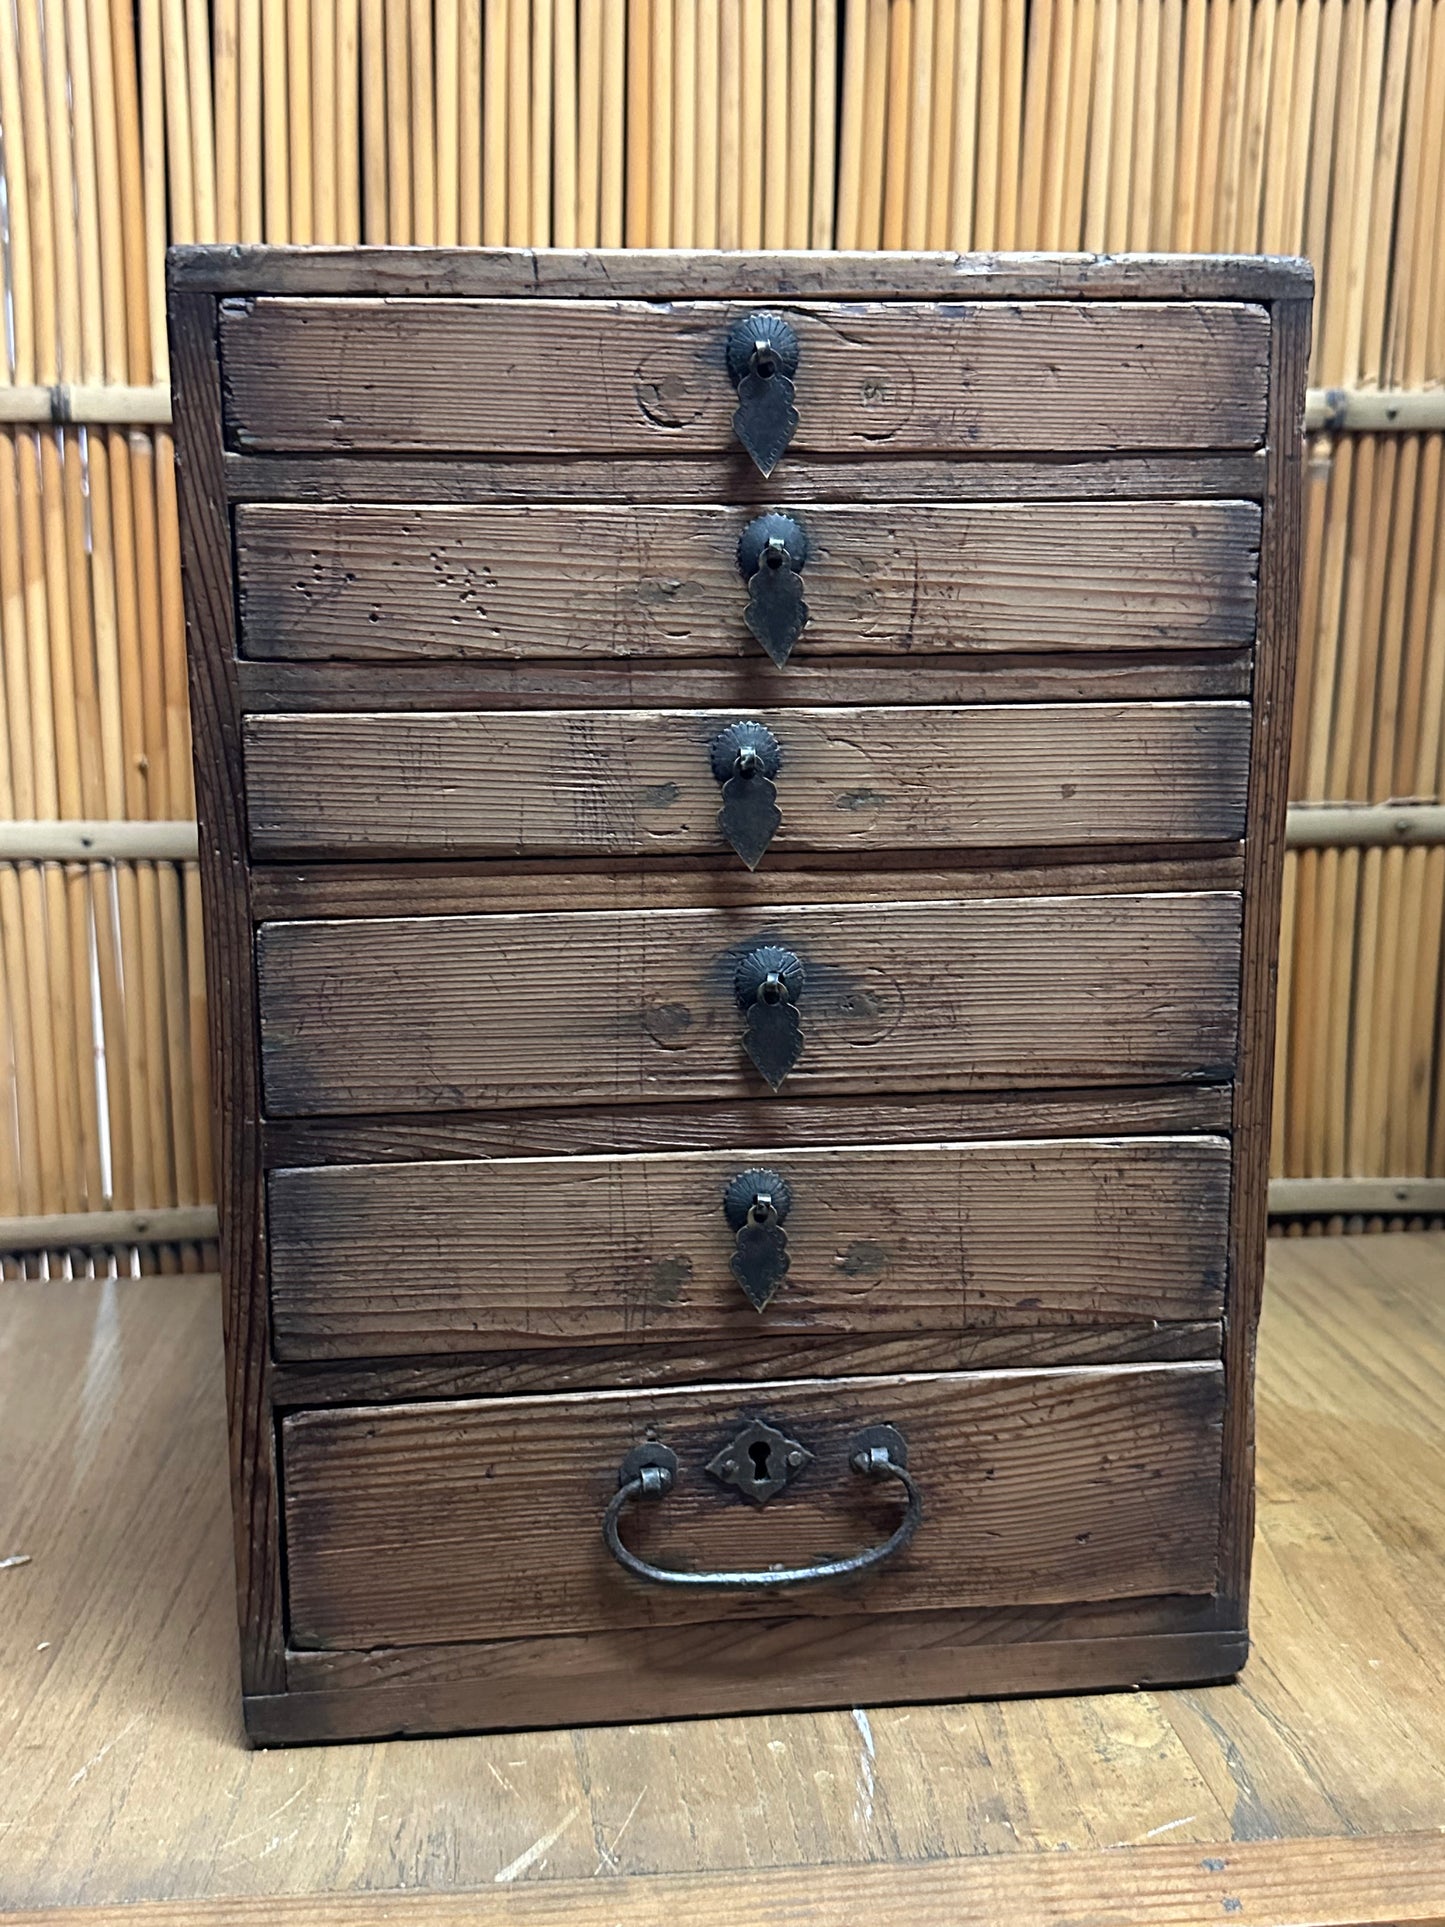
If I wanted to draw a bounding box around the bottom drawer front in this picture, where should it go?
[281,1364,1224,1650]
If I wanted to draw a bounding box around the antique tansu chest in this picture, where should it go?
[169,246,1309,1744]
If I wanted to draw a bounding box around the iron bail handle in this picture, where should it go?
[602,1429,923,1590]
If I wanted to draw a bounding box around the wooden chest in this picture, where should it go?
[169,246,1310,1746]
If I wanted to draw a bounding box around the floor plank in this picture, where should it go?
[1,1235,1442,1912]
[7,1832,1445,1926]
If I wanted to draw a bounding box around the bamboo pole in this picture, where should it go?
[383,0,411,240]
[600,0,626,244]
[788,0,813,248]
[950,0,982,248]
[532,0,555,244]
[1083,0,1116,248]
[626,0,651,243]
[996,0,1026,244]
[436,0,461,243]
[810,0,835,246]
[458,0,481,243]
[698,0,722,247]
[859,0,889,247]
[764,0,789,246]
[578,0,604,243]
[287,0,314,240]
[741,0,765,245]
[675,0,699,247]
[483,0,508,242]
[651,0,673,241]
[903,0,934,248]
[975,0,1003,246]
[313,0,340,240]
[263,0,291,238]
[929,0,959,245]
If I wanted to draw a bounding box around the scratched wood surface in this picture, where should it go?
[256,892,1243,1115]
[175,244,1314,303]
[1,1233,1442,1913]
[219,298,1270,455]
[280,1363,1225,1647]
[234,501,1262,661]
[267,1135,1231,1358]
[243,703,1252,859]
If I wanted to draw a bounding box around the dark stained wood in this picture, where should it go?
[243,702,1252,859]
[268,1134,1230,1359]
[1220,296,1310,1620]
[261,1082,1236,1165]
[220,297,1270,456]
[168,248,1306,1744]
[14,1230,1445,1898]
[284,1585,1230,1687]
[259,1629,1245,1744]
[234,500,1261,661]
[238,651,1256,711]
[280,1362,1225,1648]
[249,851,1248,920]
[226,447,1271,504]
[174,240,1315,300]
[167,285,286,1695]
[270,1321,1226,1407]
[256,891,1243,1116]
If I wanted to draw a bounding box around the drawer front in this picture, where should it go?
[256,892,1242,1116]
[220,297,1269,455]
[234,501,1261,662]
[269,1135,1230,1360]
[280,1363,1225,1647]
[244,702,1252,860]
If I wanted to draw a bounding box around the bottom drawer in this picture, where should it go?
[281,1364,1224,1650]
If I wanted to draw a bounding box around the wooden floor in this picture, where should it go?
[2,1235,1444,1925]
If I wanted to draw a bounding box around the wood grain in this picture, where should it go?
[269,1321,1228,1407]
[267,1133,1231,1358]
[255,891,1243,1115]
[1219,293,1309,1619]
[236,650,1257,712]
[226,446,1271,505]
[166,285,286,1693]
[2,1232,1442,1898]
[233,500,1262,660]
[247,849,1248,921]
[261,1080,1236,1164]
[13,1833,1441,1924]
[173,238,1315,300]
[280,1362,1225,1646]
[242,701,1253,858]
[218,296,1271,454]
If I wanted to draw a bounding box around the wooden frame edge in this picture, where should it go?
[168,280,288,1696]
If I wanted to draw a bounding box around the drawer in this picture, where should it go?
[280,1362,1226,1647]
[243,702,1252,860]
[234,500,1261,662]
[256,891,1242,1115]
[268,1134,1230,1360]
[220,297,1269,455]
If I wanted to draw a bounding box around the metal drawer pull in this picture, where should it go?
[737,512,810,666]
[710,720,782,868]
[726,311,800,475]
[603,1426,922,1589]
[734,944,805,1090]
[723,1167,793,1309]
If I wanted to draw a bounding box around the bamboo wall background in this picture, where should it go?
[3,0,1445,1275]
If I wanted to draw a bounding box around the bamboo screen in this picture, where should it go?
[2,0,1444,1275]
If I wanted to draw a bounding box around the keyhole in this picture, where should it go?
[748,1439,774,1484]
